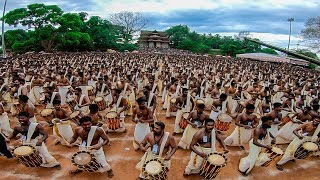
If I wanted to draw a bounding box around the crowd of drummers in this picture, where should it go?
[0,50,319,179]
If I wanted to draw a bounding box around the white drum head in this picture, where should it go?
[218,113,232,122]
[208,154,226,166]
[182,113,189,119]
[70,111,80,118]
[73,152,92,165]
[41,109,53,116]
[106,111,117,118]
[95,97,103,102]
[145,161,162,175]
[303,142,318,151]
[14,146,33,156]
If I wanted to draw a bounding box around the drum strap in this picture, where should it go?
[147,93,154,108]
[151,83,157,94]
[79,94,85,106]
[221,100,227,114]
[26,122,39,143]
[159,132,169,157]
[49,92,58,106]
[0,83,6,92]
[211,130,216,152]
[116,95,123,111]
[87,126,98,147]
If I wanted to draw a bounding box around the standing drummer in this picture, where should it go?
[8,111,61,168]
[136,121,177,179]
[183,118,228,176]
[68,116,114,177]
[238,116,275,176]
[276,119,320,171]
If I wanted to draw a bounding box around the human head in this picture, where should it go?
[261,116,273,128]
[154,121,165,135]
[53,99,61,110]
[246,104,255,114]
[204,118,215,132]
[17,111,30,126]
[219,93,227,101]
[312,104,319,112]
[89,104,99,114]
[273,102,282,111]
[19,95,29,104]
[303,106,311,114]
[75,87,82,95]
[197,103,205,114]
[136,97,147,109]
[182,88,188,97]
[79,116,92,131]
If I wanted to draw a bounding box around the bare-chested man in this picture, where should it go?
[69,116,114,177]
[137,121,177,179]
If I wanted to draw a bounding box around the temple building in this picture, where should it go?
[138,30,170,48]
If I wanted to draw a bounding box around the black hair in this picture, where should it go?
[136,97,146,104]
[220,93,227,99]
[79,116,92,125]
[261,116,272,123]
[53,99,61,105]
[18,111,30,118]
[19,95,29,103]
[246,104,255,110]
[205,118,215,125]
[89,104,99,112]
[274,102,282,108]
[155,121,165,130]
[198,103,205,110]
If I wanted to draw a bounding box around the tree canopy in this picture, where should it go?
[301,16,320,53]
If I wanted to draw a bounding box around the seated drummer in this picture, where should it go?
[185,103,209,129]
[276,119,320,171]
[238,116,275,176]
[52,99,71,124]
[68,116,114,177]
[8,112,61,168]
[87,104,104,127]
[136,121,177,179]
[183,118,228,176]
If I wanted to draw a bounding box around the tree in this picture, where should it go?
[2,3,63,29]
[166,25,190,47]
[301,16,320,52]
[109,11,149,42]
[294,49,319,60]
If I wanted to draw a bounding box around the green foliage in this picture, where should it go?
[260,48,278,55]
[166,25,190,47]
[294,49,319,60]
[309,63,318,69]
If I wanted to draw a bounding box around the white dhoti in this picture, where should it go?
[239,138,270,173]
[204,96,213,111]
[178,124,199,149]
[133,122,151,150]
[269,124,279,137]
[184,146,212,175]
[277,137,310,165]
[58,86,69,104]
[162,92,169,109]
[53,121,74,146]
[224,126,253,146]
[29,116,38,123]
[79,86,89,97]
[28,86,44,106]
[0,112,13,136]
[276,121,300,144]
[209,110,221,121]
[92,147,112,173]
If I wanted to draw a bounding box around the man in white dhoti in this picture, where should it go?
[224,104,259,149]
[0,103,13,136]
[132,98,153,150]
[28,73,44,106]
[173,88,194,135]
[210,93,228,121]
[178,104,209,149]
[136,121,177,179]
[276,119,320,171]
[68,116,114,177]
[74,87,90,114]
[277,107,312,144]
[265,102,282,138]
[57,71,70,104]
[9,112,61,168]
[183,118,228,176]
[238,116,275,176]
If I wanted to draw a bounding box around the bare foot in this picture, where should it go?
[107,170,114,178]
[69,169,82,175]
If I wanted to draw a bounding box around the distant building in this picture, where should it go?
[138,30,170,48]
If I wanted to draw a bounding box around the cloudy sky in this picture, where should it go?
[1,0,319,50]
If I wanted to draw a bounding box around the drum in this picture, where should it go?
[40,108,53,122]
[66,98,77,111]
[70,111,84,125]
[261,147,283,167]
[94,97,106,111]
[87,86,94,96]
[294,141,319,159]
[235,102,245,113]
[196,99,205,105]
[281,113,294,124]
[13,145,43,167]
[200,152,227,179]
[106,111,120,130]
[179,112,190,129]
[216,113,232,131]
[253,113,261,120]
[71,151,101,172]
[142,158,167,180]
